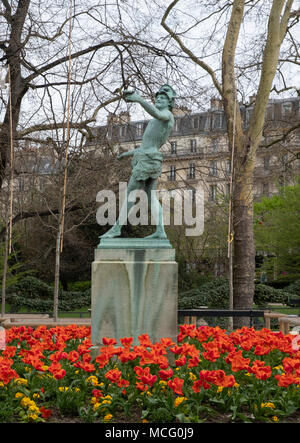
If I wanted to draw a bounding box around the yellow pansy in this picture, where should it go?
[101,399,112,405]
[104,413,113,422]
[93,402,101,411]
[28,413,39,421]
[20,397,33,407]
[14,378,28,386]
[189,372,197,381]
[261,402,275,409]
[58,386,69,392]
[86,375,99,386]
[174,396,188,407]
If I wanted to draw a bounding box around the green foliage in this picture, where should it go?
[254,184,300,281]
[179,279,293,309]
[8,276,53,299]
[178,278,228,309]
[284,280,300,306]
[6,276,90,312]
[254,284,290,307]
[177,257,214,292]
[285,280,300,296]
[0,240,29,290]
[68,281,91,291]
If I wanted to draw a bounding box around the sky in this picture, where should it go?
[0,0,299,131]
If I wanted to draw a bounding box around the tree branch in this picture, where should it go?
[221,0,245,146]
[161,0,222,95]
[24,39,170,85]
[248,0,293,148]
[16,95,121,138]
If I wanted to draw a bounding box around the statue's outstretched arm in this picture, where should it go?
[123,90,171,122]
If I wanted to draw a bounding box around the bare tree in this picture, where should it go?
[160,0,297,323]
[0,0,173,189]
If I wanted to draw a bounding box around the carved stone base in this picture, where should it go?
[91,243,178,350]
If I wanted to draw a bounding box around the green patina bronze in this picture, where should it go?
[99,85,176,244]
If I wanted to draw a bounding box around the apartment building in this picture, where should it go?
[86,96,300,205]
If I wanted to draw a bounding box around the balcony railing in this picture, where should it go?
[163,147,204,159]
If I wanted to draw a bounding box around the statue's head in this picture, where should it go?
[155,84,176,110]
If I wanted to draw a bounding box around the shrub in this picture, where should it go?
[254,284,290,306]
[285,280,300,296]
[68,281,91,292]
[179,279,293,309]
[7,276,53,299]
[178,278,228,309]
[6,276,91,312]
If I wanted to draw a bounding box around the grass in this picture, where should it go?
[0,303,91,318]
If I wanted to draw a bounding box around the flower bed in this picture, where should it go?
[0,324,299,423]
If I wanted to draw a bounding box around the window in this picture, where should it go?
[136,123,143,136]
[209,184,217,201]
[39,179,44,192]
[170,141,177,154]
[247,107,254,123]
[209,160,218,176]
[192,116,199,129]
[262,182,269,195]
[169,165,176,181]
[281,154,289,172]
[119,126,127,137]
[211,139,219,152]
[264,156,270,170]
[188,163,196,180]
[226,160,231,174]
[214,113,222,129]
[190,139,197,153]
[18,178,25,191]
[266,105,274,120]
[173,119,179,132]
[282,101,293,117]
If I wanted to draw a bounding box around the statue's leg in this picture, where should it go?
[145,178,167,239]
[100,176,144,238]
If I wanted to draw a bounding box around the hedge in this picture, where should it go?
[178,279,295,310]
[6,276,91,312]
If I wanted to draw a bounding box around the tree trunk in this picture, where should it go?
[0,0,30,188]
[53,222,62,322]
[1,227,9,317]
[232,155,256,326]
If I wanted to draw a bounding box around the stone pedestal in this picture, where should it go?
[91,238,178,350]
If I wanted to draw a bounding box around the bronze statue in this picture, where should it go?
[101,85,176,239]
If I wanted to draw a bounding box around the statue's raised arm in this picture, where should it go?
[123,85,176,122]
[99,84,176,240]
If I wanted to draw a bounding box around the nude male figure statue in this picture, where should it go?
[100,84,176,239]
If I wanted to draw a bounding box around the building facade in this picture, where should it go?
[86,96,300,206]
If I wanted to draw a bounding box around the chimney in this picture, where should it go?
[107,112,119,125]
[249,95,256,104]
[210,97,223,110]
[172,106,191,117]
[119,111,131,124]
